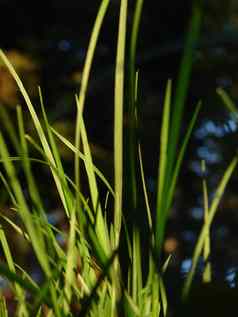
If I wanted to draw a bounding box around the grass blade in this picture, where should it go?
[217,87,238,119]
[201,160,212,283]
[0,49,70,218]
[75,0,110,224]
[114,0,128,248]
[182,155,238,299]
[167,2,202,178]
[155,80,171,255]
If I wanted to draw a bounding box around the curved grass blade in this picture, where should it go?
[0,49,70,219]
[38,88,74,218]
[75,0,110,226]
[182,155,238,299]
[51,127,114,196]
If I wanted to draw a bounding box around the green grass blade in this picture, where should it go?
[63,209,77,314]
[75,0,110,223]
[126,0,144,210]
[138,143,152,231]
[0,214,29,241]
[166,101,201,212]
[217,87,238,120]
[153,101,201,257]
[38,88,74,217]
[0,107,21,154]
[124,291,140,317]
[76,96,110,256]
[155,80,171,255]
[182,155,238,299]
[0,295,8,317]
[17,106,46,217]
[114,0,128,249]
[0,132,51,277]
[132,228,142,304]
[159,277,167,317]
[201,160,212,283]
[51,127,114,196]
[167,3,202,178]
[0,226,28,316]
[0,262,58,313]
[17,106,65,261]
[157,80,171,209]
[0,49,70,218]
[0,170,17,205]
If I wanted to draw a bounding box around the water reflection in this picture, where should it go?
[181,258,192,276]
[197,141,222,164]
[225,267,237,288]
[181,230,197,243]
[58,39,71,51]
[194,116,237,140]
[190,207,204,220]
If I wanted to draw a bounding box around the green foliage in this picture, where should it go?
[0,0,237,316]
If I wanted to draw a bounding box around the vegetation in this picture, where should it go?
[0,0,237,316]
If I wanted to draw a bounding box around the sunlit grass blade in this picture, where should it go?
[0,106,21,154]
[155,80,171,255]
[151,272,161,317]
[0,49,70,218]
[63,208,77,314]
[0,295,8,317]
[154,101,201,258]
[75,0,110,226]
[217,87,238,120]
[132,228,142,304]
[21,135,96,223]
[0,134,62,316]
[114,0,128,250]
[17,105,65,262]
[0,261,48,304]
[75,96,110,257]
[51,127,114,196]
[157,80,171,210]
[0,170,17,205]
[38,88,74,217]
[201,160,212,283]
[17,105,43,212]
[0,131,51,277]
[138,143,152,231]
[124,291,140,317]
[0,214,29,241]
[159,277,167,317]
[182,155,238,299]
[0,226,28,316]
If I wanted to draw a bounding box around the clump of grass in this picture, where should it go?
[0,1,237,316]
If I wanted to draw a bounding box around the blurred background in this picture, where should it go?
[1,0,238,311]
